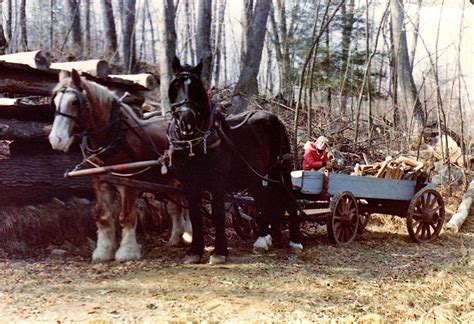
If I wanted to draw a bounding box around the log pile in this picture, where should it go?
[0,51,159,206]
[351,156,425,181]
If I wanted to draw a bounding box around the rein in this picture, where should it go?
[55,84,168,177]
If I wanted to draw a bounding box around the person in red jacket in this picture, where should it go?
[302,136,329,171]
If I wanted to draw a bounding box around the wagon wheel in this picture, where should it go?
[357,212,370,234]
[406,188,445,243]
[231,203,258,240]
[328,191,359,245]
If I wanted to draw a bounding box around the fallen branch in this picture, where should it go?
[445,179,474,233]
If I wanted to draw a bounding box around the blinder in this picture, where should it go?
[52,87,88,121]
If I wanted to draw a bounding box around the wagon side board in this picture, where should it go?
[292,171,417,201]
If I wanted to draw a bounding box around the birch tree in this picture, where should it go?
[122,0,137,72]
[233,0,272,112]
[19,0,28,51]
[157,0,177,114]
[100,0,119,62]
[65,0,82,58]
[196,0,212,87]
[390,0,424,143]
[0,0,7,54]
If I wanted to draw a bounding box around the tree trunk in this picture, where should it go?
[144,0,156,64]
[196,0,212,88]
[19,0,28,51]
[390,0,425,144]
[100,0,119,62]
[0,153,93,206]
[65,0,83,59]
[157,0,177,114]
[84,0,91,57]
[409,0,422,72]
[232,0,272,112]
[5,0,12,48]
[0,118,51,142]
[122,0,137,73]
[213,0,226,86]
[49,0,54,52]
[0,1,7,54]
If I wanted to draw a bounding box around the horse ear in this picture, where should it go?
[172,56,182,75]
[71,69,82,90]
[193,60,203,76]
[58,70,70,82]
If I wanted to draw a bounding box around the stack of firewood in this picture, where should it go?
[351,156,424,180]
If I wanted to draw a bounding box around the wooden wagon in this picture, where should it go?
[290,170,445,244]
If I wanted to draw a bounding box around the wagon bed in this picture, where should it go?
[291,170,445,245]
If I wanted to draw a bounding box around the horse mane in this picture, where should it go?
[54,76,150,126]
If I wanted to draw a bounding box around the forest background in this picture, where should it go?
[0,0,473,160]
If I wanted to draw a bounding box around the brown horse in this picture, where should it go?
[48,69,191,262]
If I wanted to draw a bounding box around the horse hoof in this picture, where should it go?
[92,248,115,262]
[209,255,226,265]
[289,241,304,253]
[182,232,193,245]
[253,235,272,254]
[115,245,141,262]
[183,254,201,264]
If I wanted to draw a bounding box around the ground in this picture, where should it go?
[0,213,473,323]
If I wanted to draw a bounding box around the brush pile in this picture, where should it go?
[351,156,425,181]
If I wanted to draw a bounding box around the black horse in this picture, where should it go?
[167,57,303,264]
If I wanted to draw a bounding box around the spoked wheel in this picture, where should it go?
[357,212,370,234]
[231,203,258,240]
[406,188,445,243]
[328,191,359,245]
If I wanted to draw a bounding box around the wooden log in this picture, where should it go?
[109,73,159,90]
[0,99,53,121]
[0,61,59,96]
[0,152,93,205]
[445,180,474,233]
[0,62,148,105]
[50,59,110,79]
[0,118,51,142]
[0,50,51,69]
[375,157,393,178]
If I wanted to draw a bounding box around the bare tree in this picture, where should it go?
[100,0,119,62]
[65,0,83,58]
[390,0,424,144]
[83,0,91,56]
[0,0,8,54]
[232,0,272,112]
[19,0,28,51]
[157,0,177,114]
[122,0,137,72]
[196,0,212,87]
[49,0,54,52]
[212,0,226,86]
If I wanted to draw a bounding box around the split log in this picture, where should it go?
[445,180,474,233]
[50,59,110,79]
[375,156,393,178]
[0,50,51,69]
[109,73,159,90]
[0,118,51,142]
[0,152,93,205]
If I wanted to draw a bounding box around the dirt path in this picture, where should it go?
[1,217,473,323]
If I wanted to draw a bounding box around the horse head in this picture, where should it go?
[169,56,211,139]
[49,69,118,152]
